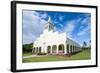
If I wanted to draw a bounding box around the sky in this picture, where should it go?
[22,10,91,46]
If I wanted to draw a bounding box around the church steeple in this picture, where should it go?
[44,16,54,31]
[48,16,51,22]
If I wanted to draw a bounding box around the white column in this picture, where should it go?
[32,48,34,53]
[36,48,37,53]
[38,47,39,53]
[45,46,47,53]
[41,47,43,53]
[35,47,37,53]
[44,46,47,53]
[56,45,58,54]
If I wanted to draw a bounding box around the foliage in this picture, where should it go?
[23,43,33,52]
[83,41,87,47]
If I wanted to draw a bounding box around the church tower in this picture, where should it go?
[44,17,54,32]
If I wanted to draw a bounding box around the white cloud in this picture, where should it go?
[23,10,47,44]
[77,17,90,36]
[59,16,64,21]
[59,23,63,27]
[77,26,90,36]
[40,12,48,19]
[62,18,82,38]
[81,17,90,25]
[54,21,58,24]
[63,20,76,38]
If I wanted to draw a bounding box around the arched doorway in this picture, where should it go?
[67,44,69,54]
[70,45,72,53]
[58,44,64,54]
[52,45,57,53]
[39,47,41,53]
[47,46,51,53]
[36,47,38,53]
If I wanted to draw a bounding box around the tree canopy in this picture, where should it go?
[23,43,33,52]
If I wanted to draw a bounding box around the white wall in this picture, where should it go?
[0,0,99,73]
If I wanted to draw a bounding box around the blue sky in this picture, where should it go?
[22,10,91,46]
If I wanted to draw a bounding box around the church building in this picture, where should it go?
[32,17,82,55]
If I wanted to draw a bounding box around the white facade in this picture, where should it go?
[32,17,82,55]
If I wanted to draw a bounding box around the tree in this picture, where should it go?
[83,41,87,47]
[23,43,33,52]
[82,41,87,49]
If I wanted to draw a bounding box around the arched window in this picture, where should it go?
[70,45,72,53]
[73,45,74,53]
[47,46,51,53]
[39,47,41,53]
[67,44,69,53]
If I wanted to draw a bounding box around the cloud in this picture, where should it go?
[54,21,58,24]
[54,19,63,28]
[59,16,64,21]
[77,26,90,36]
[23,10,47,44]
[63,20,76,38]
[77,16,91,36]
[81,17,90,25]
[40,12,48,19]
[62,17,83,38]
[58,23,63,27]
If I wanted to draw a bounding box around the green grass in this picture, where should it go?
[22,49,91,63]
[23,52,32,56]
[68,49,91,60]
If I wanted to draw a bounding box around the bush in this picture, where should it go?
[23,43,33,52]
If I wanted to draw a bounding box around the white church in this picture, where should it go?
[32,17,82,55]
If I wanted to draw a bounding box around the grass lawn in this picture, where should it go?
[22,49,91,63]
[23,52,32,56]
